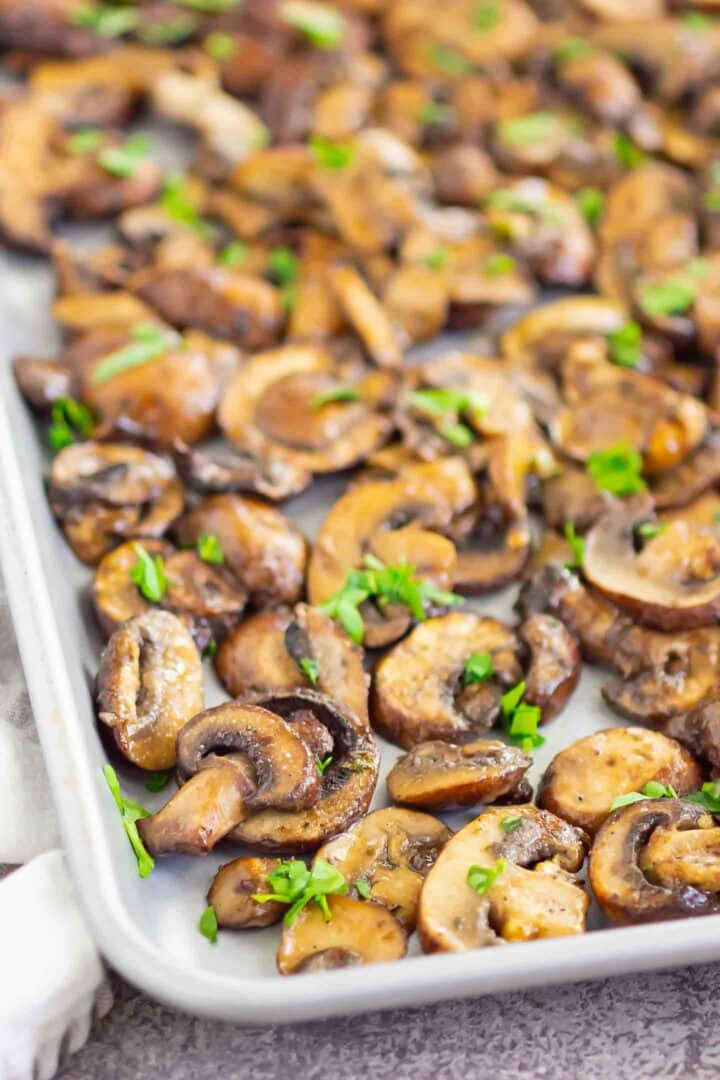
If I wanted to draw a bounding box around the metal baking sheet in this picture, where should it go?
[3,241,720,1025]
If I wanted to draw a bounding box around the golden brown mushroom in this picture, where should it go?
[387,739,531,810]
[276,895,407,974]
[208,858,284,930]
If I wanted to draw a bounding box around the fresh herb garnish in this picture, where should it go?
[587,443,646,496]
[467,859,506,896]
[174,0,238,10]
[683,11,712,31]
[501,680,544,752]
[463,651,494,685]
[500,815,523,833]
[441,423,474,448]
[317,755,333,775]
[299,657,319,685]
[218,241,248,268]
[91,322,172,385]
[198,905,218,944]
[161,172,213,238]
[70,3,138,36]
[102,764,154,878]
[610,781,678,812]
[703,191,720,212]
[310,385,361,410]
[564,522,584,570]
[613,132,645,169]
[268,246,299,311]
[139,15,197,44]
[474,1,501,31]
[423,247,452,270]
[145,771,171,793]
[252,858,348,925]
[576,186,605,226]
[498,111,559,147]
[606,320,642,368]
[203,30,236,60]
[309,136,356,170]
[408,387,488,448]
[430,44,471,77]
[130,543,168,603]
[685,781,720,813]
[280,1,345,49]
[554,36,593,63]
[417,101,454,126]
[319,555,462,645]
[68,128,103,154]
[636,521,667,540]
[202,638,218,660]
[638,279,695,318]
[98,133,149,179]
[485,189,562,228]
[483,252,516,277]
[196,532,224,565]
[355,879,371,900]
[47,396,94,452]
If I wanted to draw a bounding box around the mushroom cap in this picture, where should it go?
[387,739,531,810]
[589,799,720,924]
[172,439,312,502]
[93,539,173,637]
[583,495,720,631]
[208,857,284,929]
[418,805,588,953]
[519,613,581,722]
[371,613,522,748]
[96,609,203,771]
[277,896,407,975]
[539,728,703,835]
[316,807,450,930]
[215,611,302,699]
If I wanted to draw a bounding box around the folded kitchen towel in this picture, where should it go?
[0,597,112,1080]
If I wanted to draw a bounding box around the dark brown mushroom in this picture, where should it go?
[315,807,450,930]
[13,355,75,408]
[276,896,407,975]
[96,609,203,771]
[208,857,284,929]
[418,805,588,953]
[215,610,302,699]
[519,613,581,721]
[589,799,720,924]
[540,467,614,534]
[539,728,703,836]
[172,439,312,502]
[387,739,531,810]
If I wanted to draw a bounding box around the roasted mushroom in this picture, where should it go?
[539,728,703,836]
[172,439,312,502]
[387,739,531,810]
[276,896,407,974]
[589,800,720,924]
[519,613,581,721]
[418,806,588,953]
[315,807,450,930]
[96,609,203,771]
[208,857,284,930]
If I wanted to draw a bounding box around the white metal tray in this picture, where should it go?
[2,247,720,1024]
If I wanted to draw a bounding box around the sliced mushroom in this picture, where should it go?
[519,613,580,721]
[285,603,369,724]
[230,690,380,853]
[162,551,248,648]
[93,539,172,637]
[208,857,284,929]
[418,805,588,953]
[387,739,531,810]
[96,609,203,770]
[174,494,307,609]
[650,429,720,511]
[277,895,407,974]
[328,264,405,368]
[13,355,75,409]
[540,467,614,534]
[583,495,720,631]
[172,439,312,502]
[589,800,720,924]
[215,611,302,698]
[371,614,523,748]
[316,807,450,930]
[539,728,703,836]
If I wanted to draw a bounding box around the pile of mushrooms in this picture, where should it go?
[8,0,720,974]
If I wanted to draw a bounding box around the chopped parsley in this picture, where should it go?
[636,521,667,540]
[317,755,333,775]
[587,443,646,496]
[91,322,172,385]
[576,186,605,226]
[299,657,319,685]
[102,764,154,878]
[196,532,224,565]
[610,781,678,812]
[463,651,494,685]
[483,252,516,277]
[67,128,103,155]
[423,247,452,270]
[703,191,720,212]
[685,781,720,814]
[161,172,214,239]
[408,386,488,449]
[355,879,371,900]
[606,320,642,369]
[202,638,217,660]
[218,241,248,268]
[310,386,361,410]
[417,101,454,126]
[554,36,594,63]
[252,858,348,925]
[498,111,560,147]
[467,859,506,896]
[145,771,171,793]
[682,11,712,31]
[474,1,502,31]
[139,15,197,44]
[638,279,695,318]
[309,136,356,170]
[70,3,138,36]
[500,815,523,834]
[280,1,345,49]
[198,905,218,944]
[175,0,238,10]
[430,44,471,77]
[130,543,168,603]
[98,133,149,179]
[564,522,584,570]
[501,680,544,752]
[47,396,94,452]
[203,31,236,60]
[267,247,299,312]
[613,132,645,169]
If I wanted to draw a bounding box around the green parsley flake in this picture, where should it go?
[636,521,668,540]
[102,764,154,878]
[309,136,356,170]
[218,241,248,268]
[500,816,523,834]
[91,323,172,385]
[498,111,559,147]
[423,247,452,270]
[467,859,506,896]
[196,533,224,565]
[587,443,646,496]
[554,36,594,63]
[48,396,94,453]
[355,879,371,900]
[638,279,696,319]
[576,186,605,226]
[417,101,454,126]
[98,133,149,179]
[130,543,168,603]
[483,252,516,277]
[68,128,103,154]
[299,657,319,685]
[610,780,678,812]
[267,246,299,286]
[139,15,197,44]
[70,3,138,36]
[161,172,214,238]
[145,771,171,793]
[564,522,584,570]
[198,905,218,944]
[310,385,361,410]
[606,320,642,369]
[252,858,348,925]
[175,0,238,10]
[202,638,218,660]
[703,191,720,212]
[474,1,502,31]
[441,422,474,448]
[463,651,494,685]
[685,781,720,814]
[280,1,345,50]
[613,132,645,169]
[430,44,471,77]
[683,11,712,30]
[203,31,236,60]
[500,680,545,752]
[317,755,333,775]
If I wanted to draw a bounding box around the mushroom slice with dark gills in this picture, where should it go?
[218,345,395,474]
[387,739,531,810]
[307,458,475,647]
[229,690,380,854]
[208,857,284,930]
[651,430,720,512]
[418,805,588,953]
[277,896,407,975]
[370,614,524,749]
[96,609,203,771]
[172,439,312,502]
[215,603,369,725]
[48,442,183,565]
[174,494,307,609]
[538,728,703,837]
[589,800,720,925]
[315,808,451,931]
[583,495,720,631]
[519,613,580,722]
